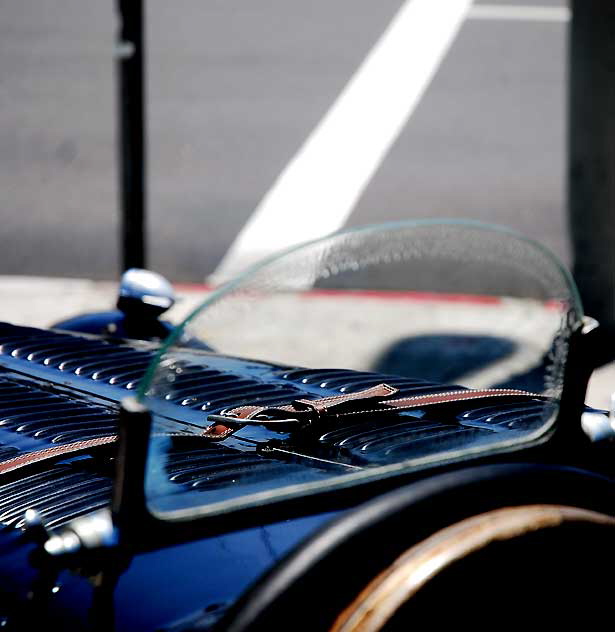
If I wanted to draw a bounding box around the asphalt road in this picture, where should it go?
[1,0,568,283]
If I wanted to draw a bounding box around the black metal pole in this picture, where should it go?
[568,1,615,357]
[112,397,152,539]
[116,0,146,271]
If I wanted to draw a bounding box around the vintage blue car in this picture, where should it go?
[0,220,611,631]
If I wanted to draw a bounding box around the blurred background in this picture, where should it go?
[1,0,568,283]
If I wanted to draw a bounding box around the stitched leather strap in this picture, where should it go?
[0,384,542,469]
[0,435,118,476]
[204,384,542,440]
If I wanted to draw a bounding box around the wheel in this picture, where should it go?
[219,464,615,632]
[332,504,615,631]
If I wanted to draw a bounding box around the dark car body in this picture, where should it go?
[0,281,612,632]
[0,322,338,629]
[0,220,611,632]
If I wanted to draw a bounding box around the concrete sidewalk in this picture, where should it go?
[0,276,204,330]
[1,275,612,410]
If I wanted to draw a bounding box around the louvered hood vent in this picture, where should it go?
[0,370,329,529]
[0,323,308,412]
[0,376,117,445]
[0,323,153,391]
[0,374,331,530]
[0,466,113,530]
[277,368,547,464]
[0,322,548,443]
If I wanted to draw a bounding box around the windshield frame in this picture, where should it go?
[114,315,595,553]
[135,219,587,529]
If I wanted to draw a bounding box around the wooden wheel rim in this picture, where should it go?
[331,504,615,632]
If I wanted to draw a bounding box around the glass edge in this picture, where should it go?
[149,412,557,523]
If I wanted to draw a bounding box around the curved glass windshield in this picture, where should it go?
[138,220,582,520]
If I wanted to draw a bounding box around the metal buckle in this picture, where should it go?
[206,412,301,427]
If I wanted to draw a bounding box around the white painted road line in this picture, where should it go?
[212,0,472,282]
[468,5,570,23]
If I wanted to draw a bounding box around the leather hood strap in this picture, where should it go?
[0,435,118,476]
[204,384,541,440]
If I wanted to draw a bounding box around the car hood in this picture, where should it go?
[0,321,551,529]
